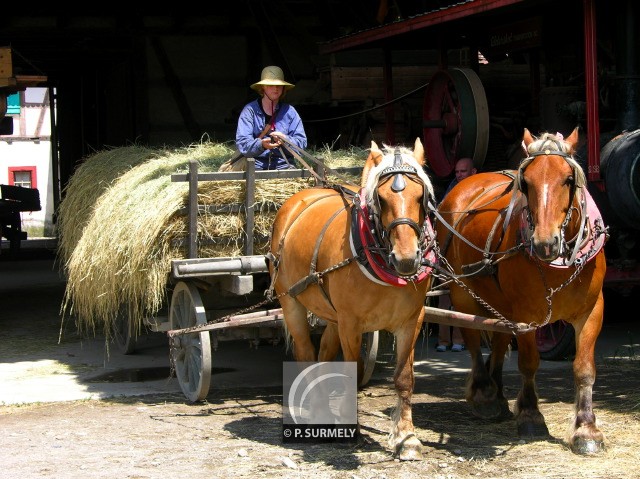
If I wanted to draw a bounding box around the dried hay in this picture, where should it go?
[57,141,367,339]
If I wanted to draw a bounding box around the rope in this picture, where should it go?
[304,81,430,123]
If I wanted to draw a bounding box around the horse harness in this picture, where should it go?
[431,144,608,330]
[266,149,435,310]
[515,144,607,268]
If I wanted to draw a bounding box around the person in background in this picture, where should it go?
[443,156,477,197]
[436,157,477,352]
[235,66,307,170]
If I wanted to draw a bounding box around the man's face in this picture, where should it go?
[455,160,475,181]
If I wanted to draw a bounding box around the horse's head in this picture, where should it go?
[516,127,587,262]
[361,138,435,276]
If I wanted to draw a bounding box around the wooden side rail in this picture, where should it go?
[170,159,361,259]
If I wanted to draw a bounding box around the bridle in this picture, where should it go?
[364,148,433,262]
[515,143,590,266]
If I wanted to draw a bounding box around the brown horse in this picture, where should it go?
[268,138,435,460]
[435,128,608,454]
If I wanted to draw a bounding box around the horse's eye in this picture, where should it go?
[566,175,575,186]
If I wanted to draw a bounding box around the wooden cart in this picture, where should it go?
[0,184,40,254]
[115,157,534,403]
[112,158,381,402]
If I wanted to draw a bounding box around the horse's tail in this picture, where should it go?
[281,312,326,356]
[281,320,294,354]
[480,330,515,357]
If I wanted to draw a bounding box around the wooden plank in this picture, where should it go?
[14,75,48,87]
[424,306,535,335]
[0,47,12,78]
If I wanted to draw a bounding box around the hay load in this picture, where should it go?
[57,141,366,339]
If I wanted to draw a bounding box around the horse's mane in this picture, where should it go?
[364,145,435,205]
[519,132,587,188]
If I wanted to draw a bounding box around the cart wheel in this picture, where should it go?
[359,331,379,387]
[169,281,212,402]
[423,67,490,178]
[536,320,576,360]
[111,303,137,355]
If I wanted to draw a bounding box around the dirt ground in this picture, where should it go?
[2,362,640,479]
[2,250,640,479]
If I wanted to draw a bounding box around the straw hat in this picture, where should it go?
[250,66,295,92]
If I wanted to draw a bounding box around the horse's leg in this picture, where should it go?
[569,294,605,454]
[463,328,504,419]
[386,312,424,461]
[513,330,549,437]
[280,295,316,362]
[318,322,341,362]
[483,332,513,418]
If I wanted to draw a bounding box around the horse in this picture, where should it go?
[267,138,436,460]
[434,128,608,454]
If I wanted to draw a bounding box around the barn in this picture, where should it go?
[1,1,638,289]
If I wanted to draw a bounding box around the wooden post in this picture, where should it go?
[188,160,198,259]
[244,159,256,255]
[583,0,602,186]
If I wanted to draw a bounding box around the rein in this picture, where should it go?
[278,137,361,188]
[431,172,525,279]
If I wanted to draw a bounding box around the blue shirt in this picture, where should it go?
[443,178,459,200]
[235,99,307,170]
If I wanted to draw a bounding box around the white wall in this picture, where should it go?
[0,87,54,237]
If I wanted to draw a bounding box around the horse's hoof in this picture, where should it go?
[397,445,423,461]
[498,401,513,419]
[517,421,549,438]
[471,401,503,420]
[395,435,423,461]
[571,437,605,455]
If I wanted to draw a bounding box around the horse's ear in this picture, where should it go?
[566,127,580,150]
[413,138,425,166]
[362,142,384,187]
[523,128,535,147]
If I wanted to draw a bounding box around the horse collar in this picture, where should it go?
[350,190,435,286]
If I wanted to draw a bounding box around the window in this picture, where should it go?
[8,166,37,189]
[6,93,20,115]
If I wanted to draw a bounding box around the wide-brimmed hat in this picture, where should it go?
[250,66,295,92]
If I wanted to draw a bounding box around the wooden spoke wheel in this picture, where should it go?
[423,67,490,178]
[359,331,379,387]
[169,281,212,402]
[111,303,137,355]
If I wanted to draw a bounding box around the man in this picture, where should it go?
[436,157,477,352]
[443,156,477,198]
